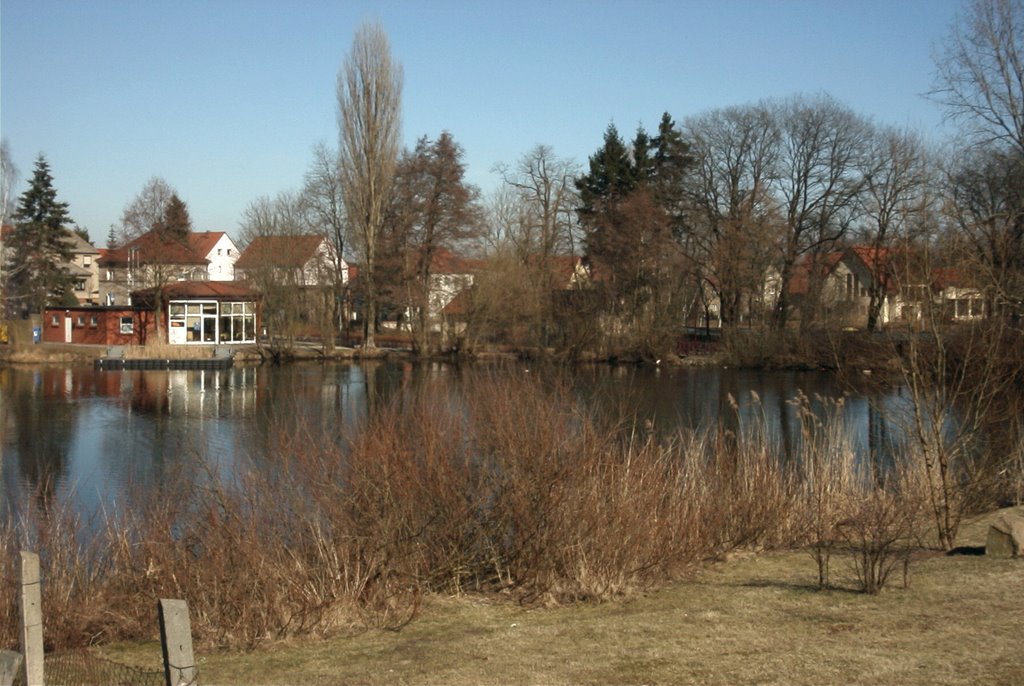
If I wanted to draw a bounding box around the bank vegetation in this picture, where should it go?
[2,368,1021,653]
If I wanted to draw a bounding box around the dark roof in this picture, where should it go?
[132,281,258,301]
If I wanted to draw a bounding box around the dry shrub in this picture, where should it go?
[0,367,946,649]
[836,471,926,594]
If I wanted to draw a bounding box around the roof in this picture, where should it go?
[787,251,845,296]
[235,234,329,270]
[64,262,93,277]
[441,288,473,316]
[427,248,484,275]
[132,280,259,301]
[62,232,100,254]
[100,230,229,267]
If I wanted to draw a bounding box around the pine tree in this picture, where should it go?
[576,124,636,220]
[6,155,75,314]
[156,193,192,241]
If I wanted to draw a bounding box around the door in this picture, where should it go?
[64,315,72,343]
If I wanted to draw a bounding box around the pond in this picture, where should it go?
[1,361,911,523]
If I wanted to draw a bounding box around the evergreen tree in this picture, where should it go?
[650,112,692,226]
[6,155,75,314]
[575,116,693,356]
[576,125,635,217]
[156,193,192,241]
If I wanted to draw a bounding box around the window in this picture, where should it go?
[105,270,113,281]
[90,316,98,328]
[217,248,222,255]
[84,256,92,266]
[76,316,85,327]
[119,317,134,334]
[51,315,60,327]
[74,278,87,291]
[227,248,232,256]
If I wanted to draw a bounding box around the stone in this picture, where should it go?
[986,511,1024,558]
[0,650,23,686]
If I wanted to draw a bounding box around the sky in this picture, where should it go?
[2,0,966,244]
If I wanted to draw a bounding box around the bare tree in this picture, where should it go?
[337,21,403,349]
[492,145,580,347]
[388,132,482,354]
[858,127,935,330]
[238,191,322,346]
[945,146,1024,310]
[770,95,872,329]
[0,139,18,313]
[930,0,1024,155]
[683,103,781,326]
[1,138,17,223]
[303,142,350,336]
[931,0,1024,321]
[119,177,177,246]
[495,145,580,262]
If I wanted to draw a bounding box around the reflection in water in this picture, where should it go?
[2,361,998,524]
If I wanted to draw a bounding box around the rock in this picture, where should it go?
[986,510,1024,558]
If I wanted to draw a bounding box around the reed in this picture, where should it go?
[0,370,951,650]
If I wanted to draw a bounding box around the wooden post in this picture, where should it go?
[18,551,44,686]
[158,599,197,686]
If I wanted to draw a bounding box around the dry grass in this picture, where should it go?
[2,369,1019,681]
[91,507,1023,686]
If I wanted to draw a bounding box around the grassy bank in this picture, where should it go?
[3,369,1021,682]
[93,508,1022,685]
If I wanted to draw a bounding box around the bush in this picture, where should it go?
[0,369,941,649]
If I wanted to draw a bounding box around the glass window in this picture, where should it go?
[51,315,60,327]
[120,317,134,334]
[90,316,98,327]
[76,316,85,326]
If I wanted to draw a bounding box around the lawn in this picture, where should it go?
[94,508,1023,685]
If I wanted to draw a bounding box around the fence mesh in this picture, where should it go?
[11,648,174,686]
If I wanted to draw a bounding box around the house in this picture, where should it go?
[63,232,102,304]
[234,234,349,336]
[234,234,347,287]
[1,224,102,306]
[42,281,259,346]
[131,281,259,345]
[98,230,239,306]
[425,250,482,324]
[42,305,154,345]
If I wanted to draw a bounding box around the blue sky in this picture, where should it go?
[2,0,963,243]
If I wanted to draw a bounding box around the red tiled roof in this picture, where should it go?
[441,288,472,316]
[787,252,844,295]
[428,248,484,275]
[235,234,327,270]
[100,230,227,267]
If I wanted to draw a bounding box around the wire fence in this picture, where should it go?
[10,648,175,686]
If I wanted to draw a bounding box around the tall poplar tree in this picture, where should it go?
[6,155,75,315]
[337,21,403,348]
